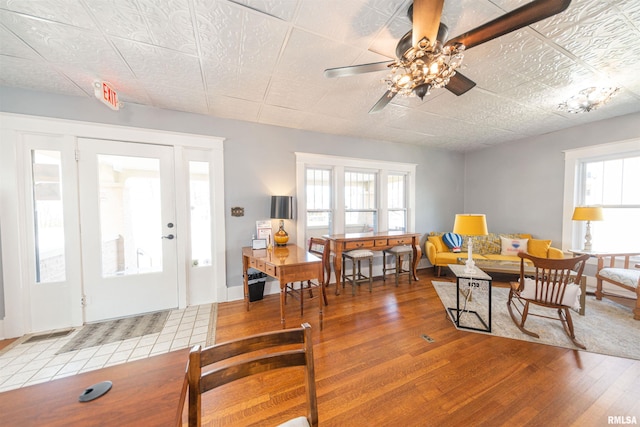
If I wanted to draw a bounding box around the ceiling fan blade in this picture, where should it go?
[412,0,445,47]
[445,72,476,96]
[324,61,394,78]
[369,90,397,114]
[445,0,572,50]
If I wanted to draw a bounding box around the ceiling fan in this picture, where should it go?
[324,0,572,113]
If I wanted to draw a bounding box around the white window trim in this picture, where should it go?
[295,152,416,247]
[562,138,640,252]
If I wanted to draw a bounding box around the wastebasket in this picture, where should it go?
[247,271,266,302]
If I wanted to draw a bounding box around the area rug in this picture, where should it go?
[57,310,169,354]
[432,281,640,361]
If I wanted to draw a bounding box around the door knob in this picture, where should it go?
[162,234,175,240]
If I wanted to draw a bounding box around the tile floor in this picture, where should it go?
[0,304,213,393]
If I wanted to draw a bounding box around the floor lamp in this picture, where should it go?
[453,214,489,273]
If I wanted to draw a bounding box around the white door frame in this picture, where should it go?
[0,113,227,338]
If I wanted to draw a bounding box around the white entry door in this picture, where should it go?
[78,138,178,322]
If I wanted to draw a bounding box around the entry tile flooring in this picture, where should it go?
[0,304,213,393]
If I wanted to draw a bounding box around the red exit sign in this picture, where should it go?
[94,81,120,110]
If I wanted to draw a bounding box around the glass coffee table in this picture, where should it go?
[455,258,587,315]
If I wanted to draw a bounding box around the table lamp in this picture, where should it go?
[572,206,603,252]
[453,214,488,273]
[271,195,293,246]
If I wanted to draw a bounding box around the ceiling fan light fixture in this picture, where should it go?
[384,37,465,99]
[558,86,620,113]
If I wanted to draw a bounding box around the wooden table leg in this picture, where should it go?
[333,245,343,295]
[411,240,422,281]
[280,285,286,329]
[579,275,586,316]
[243,255,250,311]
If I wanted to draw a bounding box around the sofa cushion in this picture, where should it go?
[427,235,447,253]
[528,239,552,258]
[500,237,528,256]
[598,268,640,289]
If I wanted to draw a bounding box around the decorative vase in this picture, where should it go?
[274,220,289,246]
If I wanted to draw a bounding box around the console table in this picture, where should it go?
[324,231,422,295]
[242,245,322,328]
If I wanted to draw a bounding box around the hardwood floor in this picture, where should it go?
[206,268,640,426]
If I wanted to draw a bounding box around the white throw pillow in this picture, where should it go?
[520,277,581,311]
[500,237,528,256]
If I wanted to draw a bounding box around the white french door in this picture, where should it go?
[78,138,179,322]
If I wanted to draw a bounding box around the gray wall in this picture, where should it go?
[464,112,640,247]
[0,224,4,318]
[0,86,465,288]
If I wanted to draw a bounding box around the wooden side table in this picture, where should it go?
[447,264,492,333]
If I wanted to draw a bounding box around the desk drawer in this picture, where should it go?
[256,260,266,271]
[389,238,412,245]
[344,240,374,250]
[374,239,388,247]
[265,264,276,276]
[248,258,257,268]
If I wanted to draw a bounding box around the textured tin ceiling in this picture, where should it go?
[1,0,639,151]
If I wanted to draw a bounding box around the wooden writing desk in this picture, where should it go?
[242,245,322,328]
[324,231,422,295]
[0,349,189,426]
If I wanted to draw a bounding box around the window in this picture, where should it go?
[563,139,640,253]
[345,171,377,233]
[581,156,640,252]
[31,150,65,283]
[388,174,407,232]
[306,168,332,240]
[296,153,416,245]
[189,161,212,267]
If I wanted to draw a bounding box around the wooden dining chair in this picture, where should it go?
[184,323,318,427]
[507,252,589,349]
[285,238,329,316]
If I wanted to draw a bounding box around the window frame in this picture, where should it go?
[387,172,408,232]
[295,152,416,247]
[562,138,640,253]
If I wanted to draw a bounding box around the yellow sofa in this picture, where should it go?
[425,232,564,276]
